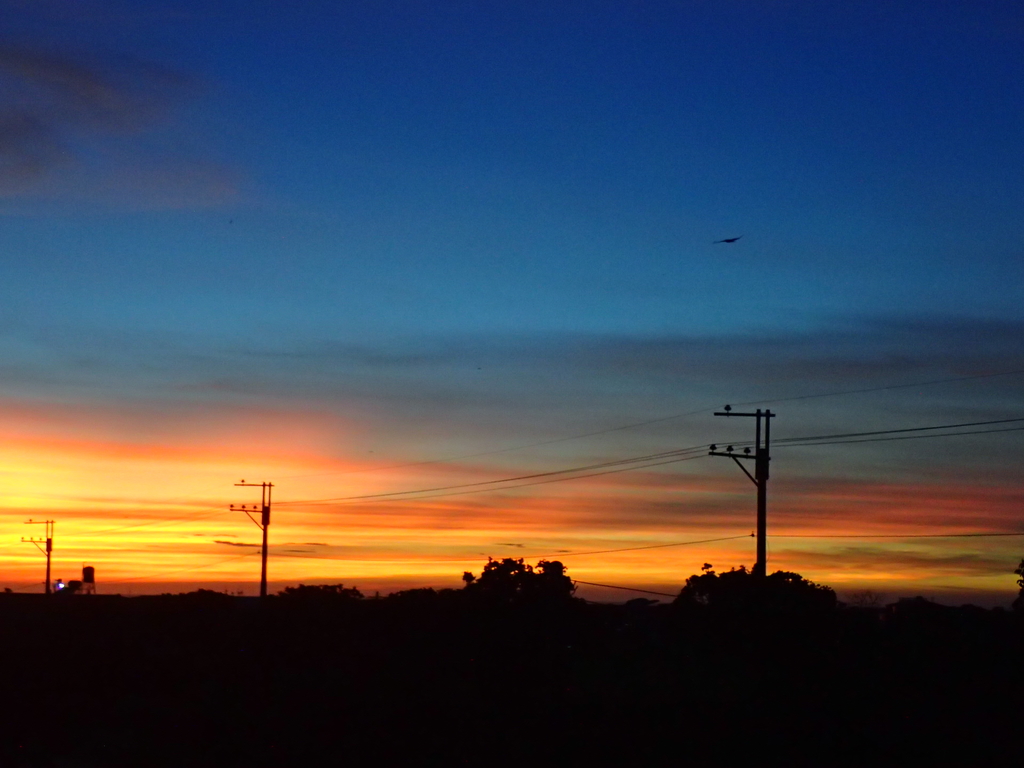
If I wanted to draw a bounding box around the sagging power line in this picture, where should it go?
[277,416,1023,508]
[276,445,710,506]
[774,417,1024,446]
[108,550,263,585]
[274,367,1024,481]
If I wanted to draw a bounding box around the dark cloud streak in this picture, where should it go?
[0,41,240,208]
[0,44,192,188]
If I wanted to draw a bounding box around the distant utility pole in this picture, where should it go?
[709,406,775,577]
[231,481,274,598]
[22,519,54,594]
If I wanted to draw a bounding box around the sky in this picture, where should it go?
[1,0,1022,604]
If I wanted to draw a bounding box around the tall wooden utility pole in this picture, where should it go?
[709,406,774,577]
[231,481,274,597]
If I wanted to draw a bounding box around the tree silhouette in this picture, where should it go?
[675,564,836,612]
[463,557,576,603]
[1014,559,1024,611]
[847,589,884,608]
[278,583,364,600]
[533,559,575,600]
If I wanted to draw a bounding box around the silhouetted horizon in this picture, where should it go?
[2,2,1022,636]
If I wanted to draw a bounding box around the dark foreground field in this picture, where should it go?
[1,589,1021,767]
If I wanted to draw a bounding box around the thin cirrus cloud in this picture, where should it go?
[7,312,1022,405]
[0,42,238,207]
[0,313,1021,478]
[0,313,1020,598]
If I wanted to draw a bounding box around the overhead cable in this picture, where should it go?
[277,445,709,505]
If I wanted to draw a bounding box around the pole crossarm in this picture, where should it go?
[235,507,264,530]
[734,456,758,485]
[708,450,758,485]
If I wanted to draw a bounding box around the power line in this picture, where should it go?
[526,534,752,559]
[774,532,1024,539]
[573,579,678,598]
[777,425,1024,448]
[105,550,263,584]
[278,445,710,505]
[717,418,1024,451]
[292,453,708,505]
[244,533,752,564]
[5,580,46,592]
[732,368,1024,408]
[279,415,1024,507]
[71,507,231,538]
[276,369,1024,481]
[277,409,713,480]
[774,417,1024,445]
[402,453,709,501]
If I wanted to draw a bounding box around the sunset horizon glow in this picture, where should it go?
[3,378,1021,605]
[2,2,1022,606]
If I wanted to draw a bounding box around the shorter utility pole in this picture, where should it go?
[231,481,273,598]
[709,406,774,577]
[22,519,54,594]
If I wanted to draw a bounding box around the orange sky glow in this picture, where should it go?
[2,404,1020,605]
[2,0,1023,611]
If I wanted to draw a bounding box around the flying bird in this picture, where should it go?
[713,235,743,244]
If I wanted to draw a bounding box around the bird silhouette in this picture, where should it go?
[713,235,743,244]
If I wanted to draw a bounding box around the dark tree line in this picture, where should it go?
[1,557,1022,766]
[1015,558,1024,611]
[462,557,576,603]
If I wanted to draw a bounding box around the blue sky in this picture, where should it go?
[4,0,1022,340]
[1,1,1023,600]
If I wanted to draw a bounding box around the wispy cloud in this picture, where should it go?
[1,313,1020,479]
[0,45,184,183]
[6,313,1022,403]
[0,42,239,207]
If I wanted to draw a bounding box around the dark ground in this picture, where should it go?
[0,590,1021,767]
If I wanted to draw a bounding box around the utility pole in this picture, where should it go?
[231,481,273,597]
[22,519,54,594]
[709,406,774,577]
